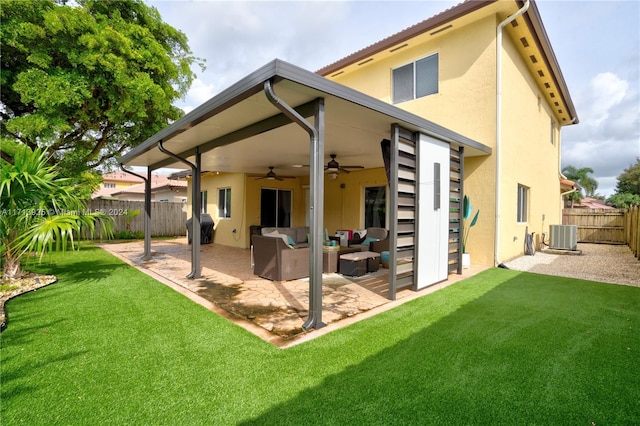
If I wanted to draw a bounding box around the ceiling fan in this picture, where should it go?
[324,154,364,174]
[252,166,295,181]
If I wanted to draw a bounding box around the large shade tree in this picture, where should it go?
[0,0,203,176]
[0,147,113,279]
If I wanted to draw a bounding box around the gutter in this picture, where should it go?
[495,0,530,268]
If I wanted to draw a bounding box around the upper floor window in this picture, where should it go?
[392,53,439,104]
[104,183,116,188]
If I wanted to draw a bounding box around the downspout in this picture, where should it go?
[157,140,202,279]
[558,118,578,205]
[264,79,326,330]
[495,0,530,268]
[119,164,152,261]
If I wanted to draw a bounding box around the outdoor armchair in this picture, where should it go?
[252,235,309,281]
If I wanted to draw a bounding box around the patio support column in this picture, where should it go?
[264,80,326,330]
[119,164,152,260]
[157,140,202,278]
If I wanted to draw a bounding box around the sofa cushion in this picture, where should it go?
[263,229,294,248]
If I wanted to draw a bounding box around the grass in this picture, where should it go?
[1,246,639,425]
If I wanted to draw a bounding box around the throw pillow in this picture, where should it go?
[362,237,379,245]
[287,234,296,246]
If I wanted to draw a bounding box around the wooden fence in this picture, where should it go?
[626,205,640,259]
[562,208,626,244]
[86,199,187,238]
[563,206,640,259]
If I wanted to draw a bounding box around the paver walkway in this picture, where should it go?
[100,238,486,346]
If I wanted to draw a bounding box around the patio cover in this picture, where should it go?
[118,59,491,329]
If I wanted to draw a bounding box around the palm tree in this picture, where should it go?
[562,165,599,206]
[1,147,113,279]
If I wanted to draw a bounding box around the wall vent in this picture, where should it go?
[549,225,578,250]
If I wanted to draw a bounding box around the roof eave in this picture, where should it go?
[119,59,490,168]
[520,0,579,125]
[316,0,495,77]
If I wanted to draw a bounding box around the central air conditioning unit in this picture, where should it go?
[549,225,578,250]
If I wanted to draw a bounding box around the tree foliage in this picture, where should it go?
[615,158,640,196]
[607,193,640,209]
[562,165,599,205]
[0,146,113,279]
[0,0,203,176]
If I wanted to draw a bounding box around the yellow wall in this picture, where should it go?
[330,14,563,265]
[323,168,388,233]
[183,14,564,263]
[186,168,389,249]
[496,32,562,262]
[186,173,247,248]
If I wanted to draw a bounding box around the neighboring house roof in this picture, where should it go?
[111,175,187,196]
[92,186,119,199]
[575,197,615,210]
[560,178,578,192]
[101,171,145,184]
[92,174,186,199]
[317,0,578,127]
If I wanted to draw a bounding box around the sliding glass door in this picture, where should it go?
[260,188,292,227]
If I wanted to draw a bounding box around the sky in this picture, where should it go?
[149,0,640,197]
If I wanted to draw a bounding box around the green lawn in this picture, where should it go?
[2,246,639,425]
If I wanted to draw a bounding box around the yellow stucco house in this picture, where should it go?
[189,0,576,263]
[120,0,577,327]
[316,0,578,266]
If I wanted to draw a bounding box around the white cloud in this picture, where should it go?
[587,72,629,127]
[181,78,217,113]
[562,72,639,196]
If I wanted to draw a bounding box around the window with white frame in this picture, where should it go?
[218,188,231,218]
[517,184,529,223]
[392,53,439,104]
[550,120,556,145]
[201,191,208,214]
[104,183,116,188]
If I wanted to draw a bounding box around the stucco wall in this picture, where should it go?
[329,13,563,265]
[498,31,562,262]
[186,169,389,249]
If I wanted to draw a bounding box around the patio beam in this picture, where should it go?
[149,100,318,171]
[264,79,326,330]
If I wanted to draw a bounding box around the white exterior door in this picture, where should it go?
[416,134,450,289]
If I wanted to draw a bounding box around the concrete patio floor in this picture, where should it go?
[99,237,487,346]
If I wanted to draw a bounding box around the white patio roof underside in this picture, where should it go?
[120,59,490,173]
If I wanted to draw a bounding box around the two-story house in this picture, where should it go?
[317,0,577,266]
[119,0,577,326]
